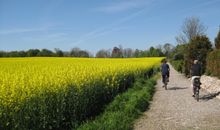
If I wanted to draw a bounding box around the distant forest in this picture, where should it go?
[0,43,173,58]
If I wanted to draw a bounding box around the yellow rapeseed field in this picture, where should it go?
[0,57,162,129]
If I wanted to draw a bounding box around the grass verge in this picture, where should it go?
[76,76,157,130]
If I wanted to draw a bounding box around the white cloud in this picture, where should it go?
[0,27,47,35]
[96,0,151,13]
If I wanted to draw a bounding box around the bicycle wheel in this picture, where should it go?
[195,87,199,101]
[164,77,168,90]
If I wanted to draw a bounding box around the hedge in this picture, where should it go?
[206,49,220,78]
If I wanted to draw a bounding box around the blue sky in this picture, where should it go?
[0,0,220,53]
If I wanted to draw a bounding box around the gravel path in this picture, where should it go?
[134,64,220,130]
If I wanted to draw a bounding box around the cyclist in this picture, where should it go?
[190,60,202,97]
[161,59,170,87]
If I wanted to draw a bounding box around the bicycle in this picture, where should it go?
[163,75,169,90]
[193,78,201,101]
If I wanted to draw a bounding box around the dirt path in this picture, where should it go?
[134,64,220,130]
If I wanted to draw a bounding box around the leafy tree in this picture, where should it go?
[172,17,207,74]
[171,44,187,60]
[70,48,90,57]
[163,43,174,58]
[8,51,19,57]
[18,51,27,57]
[37,49,54,57]
[134,49,140,57]
[54,48,64,57]
[132,46,163,58]
[27,49,40,57]
[0,51,6,57]
[184,35,212,75]
[96,49,111,58]
[215,30,220,49]
[78,50,89,57]
[147,46,164,57]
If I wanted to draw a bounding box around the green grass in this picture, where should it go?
[76,76,157,130]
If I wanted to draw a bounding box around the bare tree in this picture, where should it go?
[70,47,80,57]
[70,47,90,57]
[123,48,134,58]
[176,17,207,44]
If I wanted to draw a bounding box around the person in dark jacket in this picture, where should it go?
[191,60,202,97]
[161,59,170,87]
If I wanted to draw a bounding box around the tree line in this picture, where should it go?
[0,44,174,58]
[0,48,93,58]
[95,44,172,58]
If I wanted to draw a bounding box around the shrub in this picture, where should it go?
[206,49,220,78]
[171,60,184,73]
[184,35,212,75]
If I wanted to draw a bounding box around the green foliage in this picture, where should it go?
[0,51,28,57]
[0,48,91,58]
[170,44,187,74]
[37,49,54,57]
[206,49,220,78]
[27,49,40,57]
[215,31,220,49]
[170,60,184,73]
[134,47,164,58]
[148,47,164,57]
[70,48,90,57]
[0,49,59,57]
[170,44,187,60]
[184,35,212,75]
[54,48,64,57]
[96,49,111,58]
[76,77,156,130]
[163,43,174,58]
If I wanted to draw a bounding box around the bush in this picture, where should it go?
[170,60,184,73]
[184,35,212,75]
[206,49,220,78]
[215,31,220,49]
